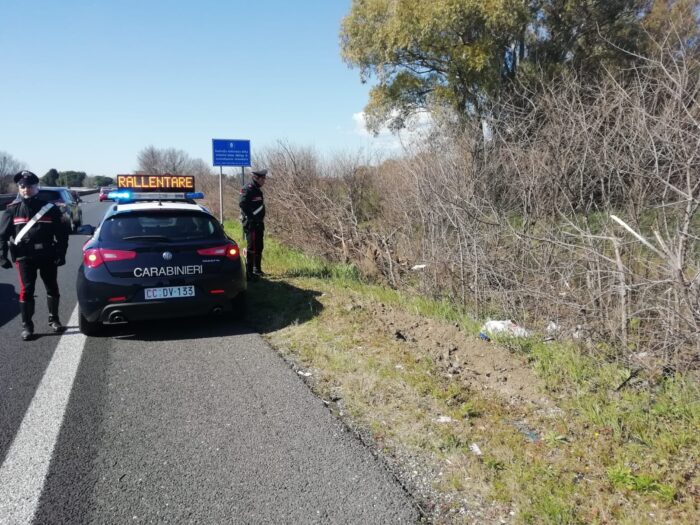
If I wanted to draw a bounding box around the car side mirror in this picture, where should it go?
[77,224,95,236]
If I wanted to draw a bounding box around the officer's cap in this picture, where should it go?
[252,169,268,178]
[14,170,40,186]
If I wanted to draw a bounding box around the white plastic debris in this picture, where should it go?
[297,371,312,377]
[480,319,531,338]
[469,443,482,456]
[572,325,586,340]
[544,321,560,341]
[545,321,560,335]
[411,264,427,271]
[436,416,453,424]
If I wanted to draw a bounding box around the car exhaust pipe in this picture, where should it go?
[108,311,127,324]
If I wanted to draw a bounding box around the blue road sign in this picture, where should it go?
[212,139,250,167]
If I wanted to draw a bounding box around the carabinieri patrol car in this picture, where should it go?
[76,175,246,335]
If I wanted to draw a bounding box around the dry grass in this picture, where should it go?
[230,224,700,524]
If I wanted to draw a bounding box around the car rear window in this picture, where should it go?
[100,212,222,242]
[38,190,63,202]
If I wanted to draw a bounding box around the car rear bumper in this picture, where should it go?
[98,296,239,324]
[77,267,246,323]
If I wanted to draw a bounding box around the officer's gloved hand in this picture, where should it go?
[0,257,12,269]
[54,255,66,267]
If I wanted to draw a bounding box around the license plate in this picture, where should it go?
[144,285,195,300]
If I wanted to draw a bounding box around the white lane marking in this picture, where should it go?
[0,305,86,524]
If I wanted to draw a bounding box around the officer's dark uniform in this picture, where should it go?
[239,169,267,279]
[0,171,70,340]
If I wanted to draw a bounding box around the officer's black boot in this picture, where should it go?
[47,295,65,333]
[254,252,265,276]
[246,254,257,281]
[20,301,35,341]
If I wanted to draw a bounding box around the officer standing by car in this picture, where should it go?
[239,168,267,280]
[0,171,70,340]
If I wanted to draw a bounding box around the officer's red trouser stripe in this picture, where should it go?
[16,265,26,302]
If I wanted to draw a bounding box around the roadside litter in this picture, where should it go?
[480,320,531,338]
[544,321,560,341]
[469,443,483,456]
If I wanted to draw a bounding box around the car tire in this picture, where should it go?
[230,291,247,320]
[79,310,101,336]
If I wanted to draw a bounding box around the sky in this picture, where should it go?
[0,0,401,177]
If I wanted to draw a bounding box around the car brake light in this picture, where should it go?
[83,248,136,268]
[197,243,239,260]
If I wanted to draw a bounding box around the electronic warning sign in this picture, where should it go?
[116,174,195,192]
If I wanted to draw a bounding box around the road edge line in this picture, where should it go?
[0,305,86,523]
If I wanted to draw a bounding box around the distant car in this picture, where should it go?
[99,187,116,202]
[37,187,82,233]
[77,195,247,335]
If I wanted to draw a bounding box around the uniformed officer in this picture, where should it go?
[239,168,267,280]
[0,171,70,340]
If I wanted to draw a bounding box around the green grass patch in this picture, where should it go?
[226,224,700,524]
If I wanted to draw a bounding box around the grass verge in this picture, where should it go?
[226,222,700,524]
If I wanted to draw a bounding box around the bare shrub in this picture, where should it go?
[262,142,382,267]
[266,44,699,371]
[0,152,26,193]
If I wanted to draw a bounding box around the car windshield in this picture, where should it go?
[100,212,222,242]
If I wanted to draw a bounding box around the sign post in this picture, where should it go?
[212,139,251,223]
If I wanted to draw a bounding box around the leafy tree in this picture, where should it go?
[89,176,114,188]
[341,0,680,131]
[57,171,87,187]
[643,0,700,52]
[341,0,529,131]
[42,168,59,186]
[527,1,653,78]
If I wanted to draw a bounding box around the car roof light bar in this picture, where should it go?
[108,191,204,203]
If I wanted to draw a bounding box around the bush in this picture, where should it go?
[264,45,700,372]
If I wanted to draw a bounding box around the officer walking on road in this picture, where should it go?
[239,168,267,280]
[0,171,70,340]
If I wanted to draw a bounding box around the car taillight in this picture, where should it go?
[83,248,137,268]
[197,243,239,260]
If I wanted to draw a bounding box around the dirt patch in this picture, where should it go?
[362,300,554,411]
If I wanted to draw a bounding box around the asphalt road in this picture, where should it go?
[0,193,418,524]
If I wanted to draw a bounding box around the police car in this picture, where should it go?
[77,175,246,335]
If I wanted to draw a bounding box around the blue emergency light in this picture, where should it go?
[108,190,204,203]
[108,190,133,201]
